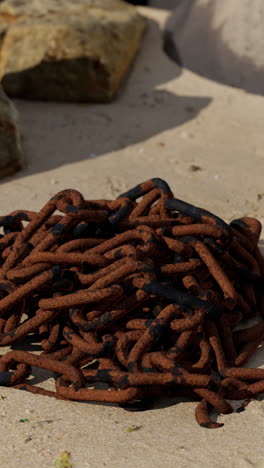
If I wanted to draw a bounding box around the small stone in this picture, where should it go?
[0,85,23,179]
[189,164,202,172]
[24,436,32,444]
[0,0,147,102]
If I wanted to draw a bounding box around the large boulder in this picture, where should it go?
[0,0,146,102]
[165,0,264,95]
[0,85,23,179]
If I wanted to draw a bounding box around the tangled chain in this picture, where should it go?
[0,178,263,428]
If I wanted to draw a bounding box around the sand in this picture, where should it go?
[0,7,263,468]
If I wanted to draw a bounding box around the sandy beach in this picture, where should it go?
[0,7,264,468]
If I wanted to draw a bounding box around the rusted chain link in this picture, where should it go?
[0,178,263,429]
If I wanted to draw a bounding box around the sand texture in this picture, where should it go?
[0,7,263,468]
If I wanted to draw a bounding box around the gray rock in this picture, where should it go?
[165,0,264,95]
[0,0,146,102]
[0,86,23,179]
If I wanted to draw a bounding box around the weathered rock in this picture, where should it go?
[0,85,23,179]
[165,0,264,95]
[0,0,146,102]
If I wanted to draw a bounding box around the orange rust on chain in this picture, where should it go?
[0,179,263,428]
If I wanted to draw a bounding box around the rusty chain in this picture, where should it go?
[0,178,263,428]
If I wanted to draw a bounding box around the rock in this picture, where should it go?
[0,85,23,179]
[165,0,264,95]
[0,0,146,102]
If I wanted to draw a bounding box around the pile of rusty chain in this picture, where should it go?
[0,178,263,428]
